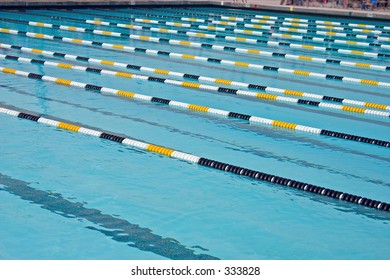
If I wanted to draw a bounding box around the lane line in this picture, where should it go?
[0,51,390,118]
[2,50,389,115]
[1,65,389,147]
[17,10,387,71]
[1,26,389,89]
[1,104,389,212]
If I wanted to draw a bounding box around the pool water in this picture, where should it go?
[0,6,389,260]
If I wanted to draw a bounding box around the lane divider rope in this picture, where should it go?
[114,7,275,21]
[281,18,390,32]
[137,7,280,20]
[1,65,389,147]
[8,12,388,71]
[95,8,278,24]
[148,8,390,40]
[9,12,389,51]
[178,7,390,34]
[131,18,390,47]
[40,10,390,59]
[144,7,390,32]
[91,19,389,71]
[1,26,389,89]
[172,15,390,39]
[281,21,390,37]
[57,8,219,24]
[18,17,390,57]
[1,104,389,212]
[39,9,388,41]
[3,52,389,118]
[277,26,390,43]
[80,17,390,53]
[2,42,388,112]
[89,8,390,36]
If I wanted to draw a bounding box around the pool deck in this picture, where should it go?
[0,0,389,21]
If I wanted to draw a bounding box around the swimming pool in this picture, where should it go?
[0,5,389,260]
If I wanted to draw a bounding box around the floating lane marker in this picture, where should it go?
[103,11,390,41]
[153,10,390,45]
[140,7,266,19]
[283,18,390,31]
[137,7,260,20]
[1,27,389,89]
[1,65,389,148]
[92,11,209,23]
[233,12,390,35]
[94,7,388,33]
[96,8,277,25]
[205,18,276,26]
[18,17,390,57]
[8,13,389,59]
[12,12,387,71]
[65,7,390,48]
[282,21,388,35]
[162,7,390,32]
[1,105,389,212]
[215,19,390,40]
[86,8,390,36]
[277,26,390,42]
[2,43,388,112]
[2,51,390,116]
[35,14,390,57]
[167,9,389,37]
[38,9,390,48]
[81,18,390,70]
[164,8,390,36]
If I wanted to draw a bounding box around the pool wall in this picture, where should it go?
[1,0,390,21]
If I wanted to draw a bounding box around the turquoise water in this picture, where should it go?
[0,6,389,260]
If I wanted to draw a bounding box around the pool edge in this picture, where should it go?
[0,1,389,22]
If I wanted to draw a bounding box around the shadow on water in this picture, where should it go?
[0,173,219,260]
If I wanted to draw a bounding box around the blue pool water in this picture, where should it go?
[0,6,389,260]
